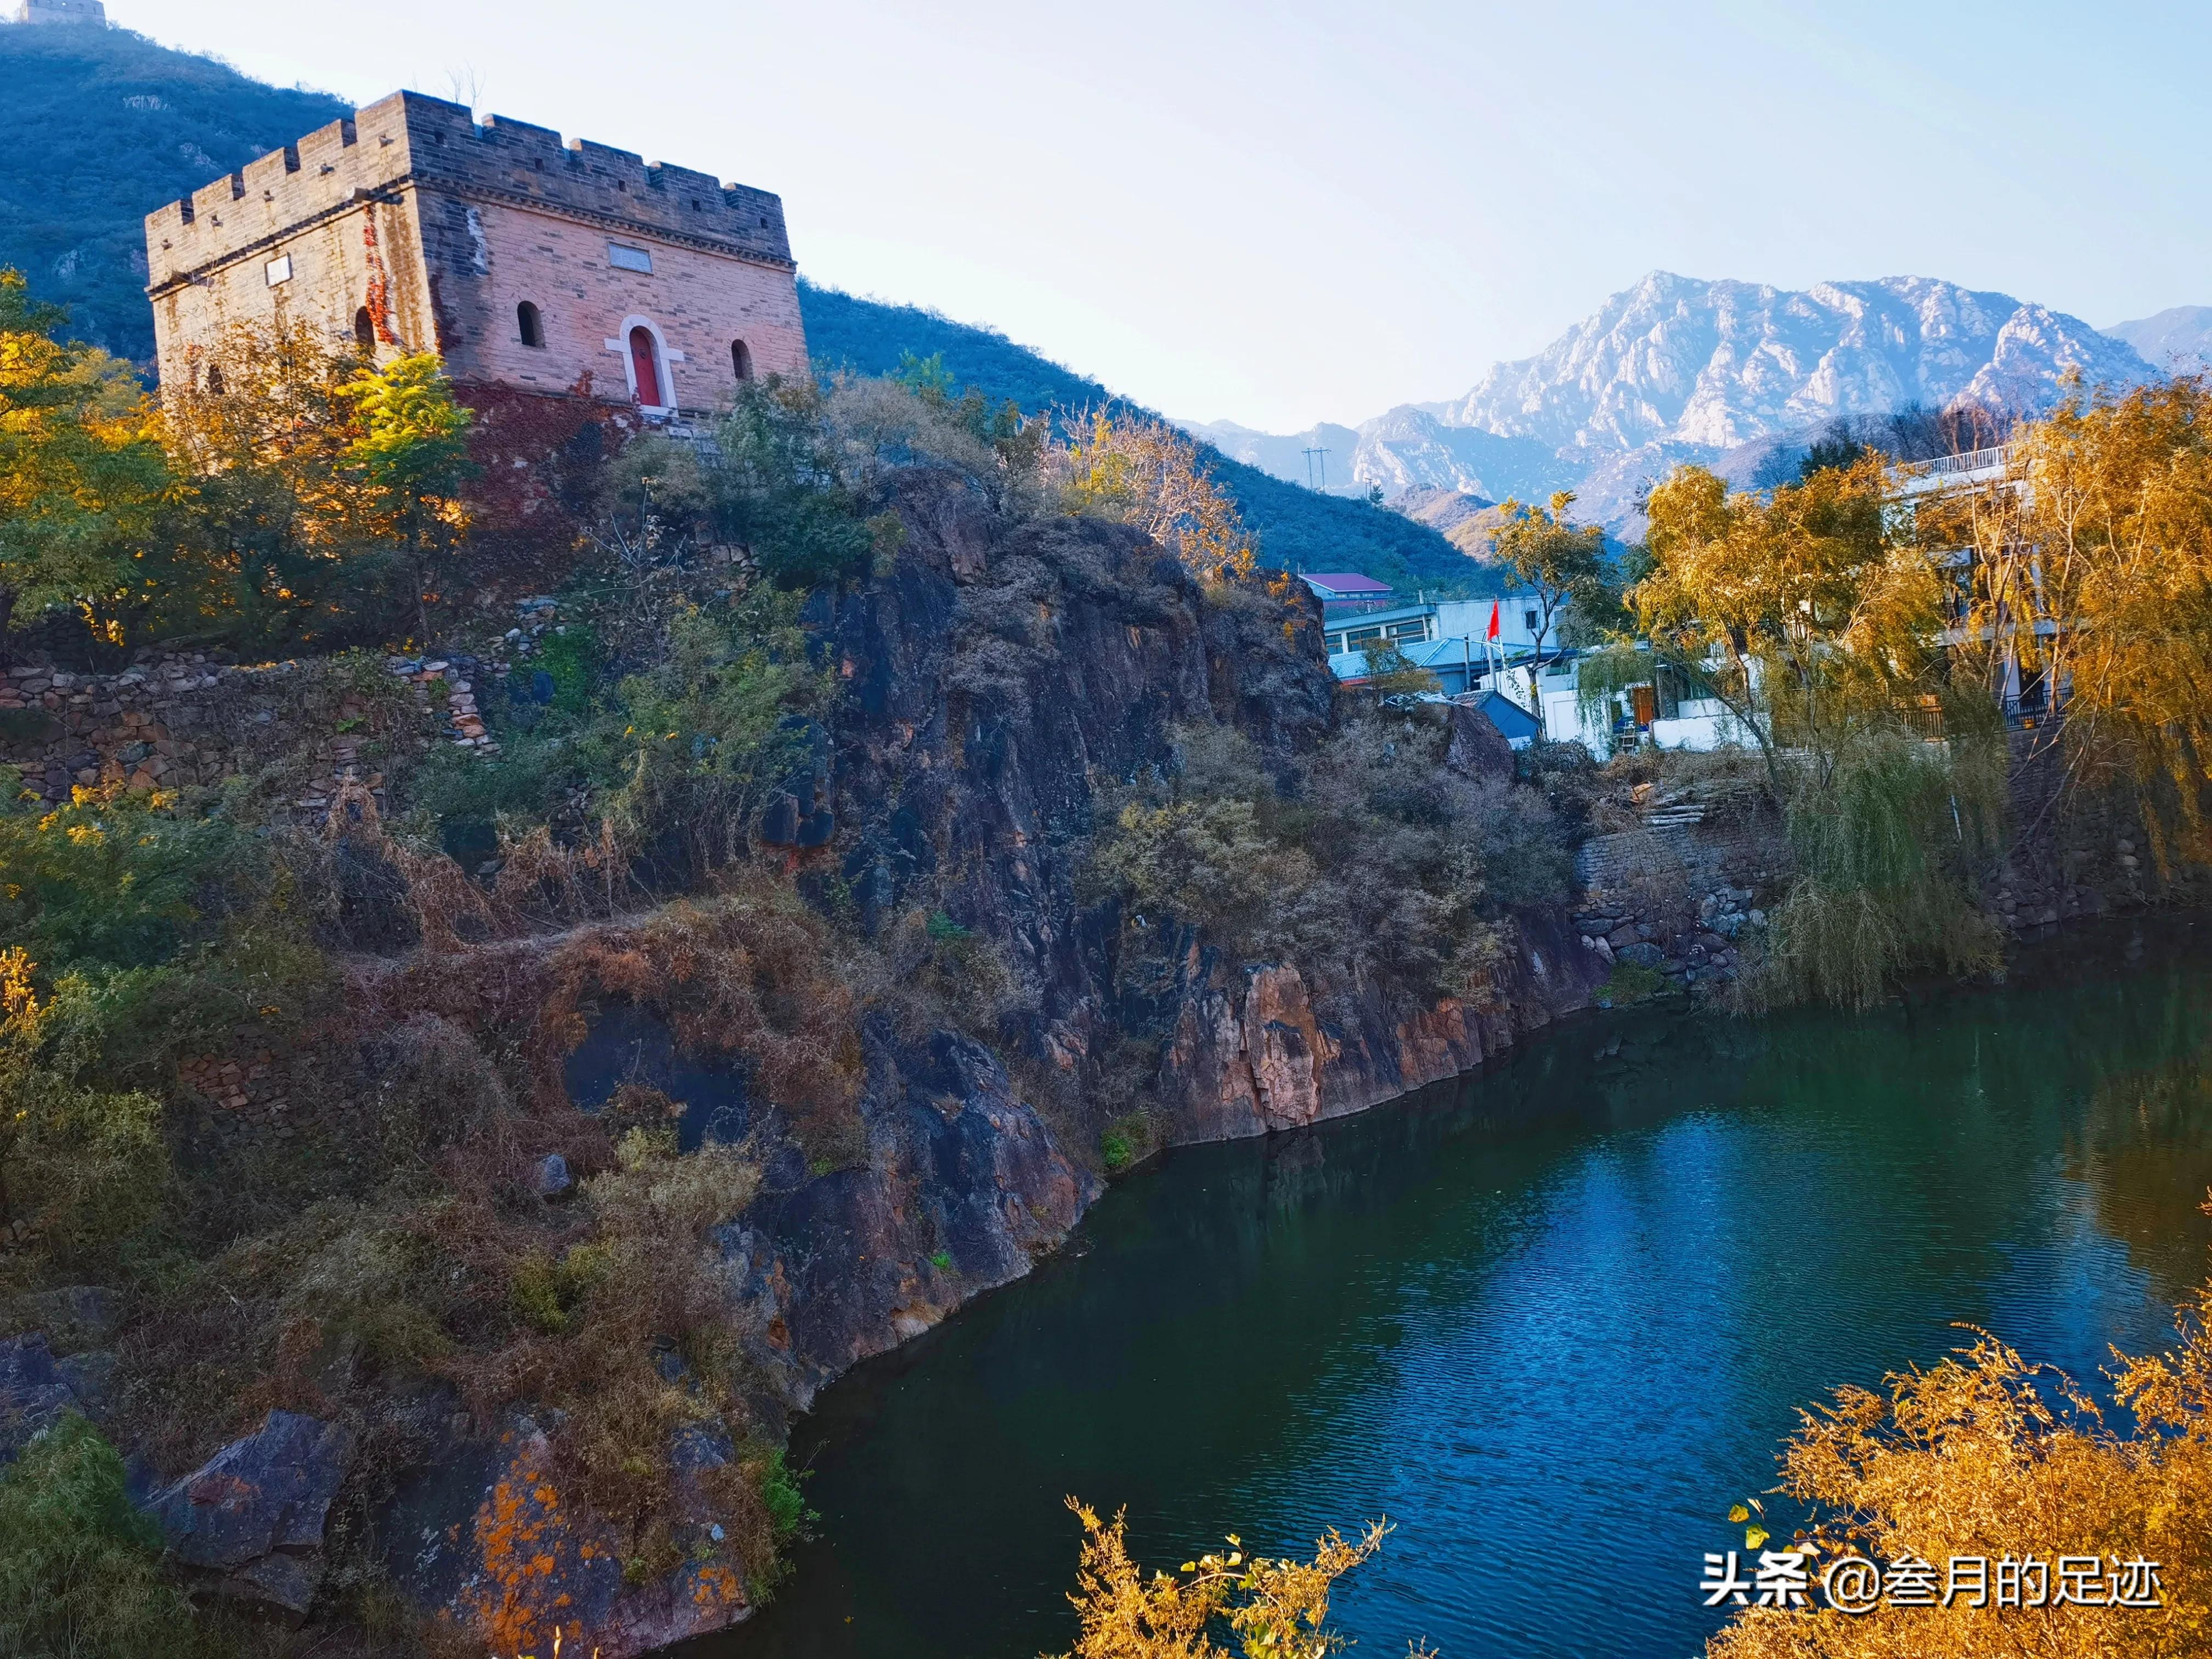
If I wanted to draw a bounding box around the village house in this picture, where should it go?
[1306,573,1575,727]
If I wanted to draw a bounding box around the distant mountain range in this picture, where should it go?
[2103,306,2212,374]
[1191,272,2180,535]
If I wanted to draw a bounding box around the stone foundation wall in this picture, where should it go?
[1572,785,1792,993]
[1985,730,2197,928]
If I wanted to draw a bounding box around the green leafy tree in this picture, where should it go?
[1799,419,1871,479]
[711,381,874,588]
[0,783,270,1250]
[892,348,957,403]
[1489,489,1607,686]
[1363,639,1441,697]
[584,588,831,874]
[0,269,174,652]
[157,321,473,648]
[332,349,477,637]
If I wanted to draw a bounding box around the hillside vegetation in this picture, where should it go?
[0,23,348,364]
[799,279,1484,589]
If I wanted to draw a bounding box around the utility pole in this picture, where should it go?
[1302,445,1330,493]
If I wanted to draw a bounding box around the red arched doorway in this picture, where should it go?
[629,325,663,407]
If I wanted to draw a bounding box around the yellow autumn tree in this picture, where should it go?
[1927,376,2212,868]
[1051,1498,1396,1659]
[160,320,474,643]
[332,348,476,635]
[1629,455,2003,1008]
[1054,410,1257,580]
[0,269,174,651]
[1709,1227,2212,1658]
[1634,454,1950,797]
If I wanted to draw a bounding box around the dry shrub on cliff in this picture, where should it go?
[533,885,864,1155]
[361,1011,518,1169]
[862,904,1019,1049]
[827,375,1002,496]
[1049,410,1257,582]
[115,1031,788,1592]
[486,1131,781,1579]
[1092,716,1566,1002]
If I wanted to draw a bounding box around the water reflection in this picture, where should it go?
[721,919,2212,1659]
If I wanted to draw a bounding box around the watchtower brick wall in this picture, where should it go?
[145,91,806,414]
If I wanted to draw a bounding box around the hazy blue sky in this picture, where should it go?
[104,1,2208,431]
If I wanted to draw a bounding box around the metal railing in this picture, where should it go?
[1914,444,2012,477]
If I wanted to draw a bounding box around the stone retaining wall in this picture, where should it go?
[1572,808,1791,992]
[0,645,515,815]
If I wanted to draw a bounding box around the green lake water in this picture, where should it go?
[725,917,2212,1659]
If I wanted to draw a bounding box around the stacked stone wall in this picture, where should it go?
[1573,806,1791,991]
[0,648,503,813]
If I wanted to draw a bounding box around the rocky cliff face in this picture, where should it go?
[2,476,1605,1659]
[797,470,1600,1167]
[374,476,1600,1654]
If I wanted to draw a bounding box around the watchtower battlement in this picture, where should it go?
[146,94,793,296]
[145,91,806,418]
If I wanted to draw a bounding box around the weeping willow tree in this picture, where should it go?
[1626,454,2010,1009]
[1924,376,2212,871]
[1750,714,2007,1010]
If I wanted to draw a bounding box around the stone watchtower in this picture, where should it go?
[7,1,109,23]
[143,92,806,416]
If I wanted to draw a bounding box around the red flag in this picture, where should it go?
[1486,600,1500,641]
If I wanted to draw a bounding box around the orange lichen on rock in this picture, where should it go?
[435,1424,754,1659]
[455,1433,622,1656]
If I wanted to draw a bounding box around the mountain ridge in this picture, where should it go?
[1195,270,2163,535]
[0,21,349,363]
[2103,305,2212,375]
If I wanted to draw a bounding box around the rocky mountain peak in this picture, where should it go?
[1442,272,2149,454]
